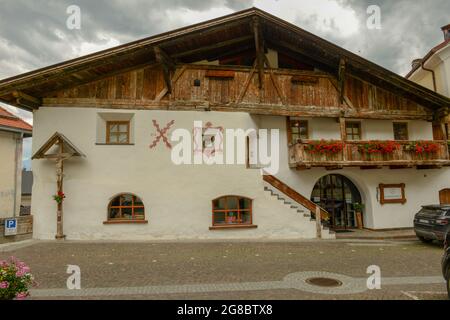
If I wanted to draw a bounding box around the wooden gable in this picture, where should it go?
[0,7,448,121]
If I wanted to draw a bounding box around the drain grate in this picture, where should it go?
[305,277,343,287]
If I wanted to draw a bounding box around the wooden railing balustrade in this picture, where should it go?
[289,140,450,168]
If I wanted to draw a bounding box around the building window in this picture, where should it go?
[346,122,361,141]
[106,121,130,144]
[393,123,409,140]
[106,194,146,223]
[289,120,309,142]
[212,196,253,227]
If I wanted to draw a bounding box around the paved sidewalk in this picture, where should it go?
[1,239,447,300]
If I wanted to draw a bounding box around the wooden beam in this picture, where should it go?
[338,58,346,104]
[171,35,253,59]
[202,43,255,63]
[389,165,413,170]
[154,46,175,93]
[271,39,338,74]
[154,66,187,102]
[42,97,433,120]
[263,55,287,106]
[339,117,348,161]
[266,41,336,74]
[326,166,343,171]
[235,60,258,104]
[329,77,355,109]
[252,17,265,91]
[417,165,443,170]
[12,90,42,108]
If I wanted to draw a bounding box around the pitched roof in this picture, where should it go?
[405,39,450,79]
[32,132,85,160]
[0,106,32,134]
[0,7,449,111]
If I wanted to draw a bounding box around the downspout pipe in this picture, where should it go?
[12,132,23,218]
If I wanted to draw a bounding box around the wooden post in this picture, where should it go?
[339,117,348,161]
[55,139,65,240]
[338,58,346,104]
[252,16,265,103]
[315,206,322,239]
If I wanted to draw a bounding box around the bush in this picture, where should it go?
[0,257,35,300]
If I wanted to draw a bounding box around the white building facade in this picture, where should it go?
[1,9,449,240]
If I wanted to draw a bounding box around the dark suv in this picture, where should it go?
[414,205,450,243]
[443,232,450,298]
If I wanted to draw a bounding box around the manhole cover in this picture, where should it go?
[305,277,343,287]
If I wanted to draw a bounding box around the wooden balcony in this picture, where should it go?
[289,140,450,169]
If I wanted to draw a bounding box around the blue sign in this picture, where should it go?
[4,218,17,236]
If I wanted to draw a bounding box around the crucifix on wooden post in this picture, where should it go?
[32,132,85,240]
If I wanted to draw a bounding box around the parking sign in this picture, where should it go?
[4,218,17,236]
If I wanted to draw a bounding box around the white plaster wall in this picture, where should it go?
[443,57,450,97]
[31,108,450,239]
[290,117,340,140]
[290,118,433,141]
[32,108,320,240]
[259,116,450,229]
[362,120,393,140]
[363,120,432,141]
[409,45,450,98]
[0,131,19,218]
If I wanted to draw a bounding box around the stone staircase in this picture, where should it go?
[263,183,335,239]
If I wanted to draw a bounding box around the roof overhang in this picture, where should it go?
[0,7,449,112]
[0,125,32,137]
[32,132,85,160]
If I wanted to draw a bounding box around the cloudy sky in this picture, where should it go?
[0,0,448,168]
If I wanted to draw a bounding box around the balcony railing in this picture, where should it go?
[289,140,450,168]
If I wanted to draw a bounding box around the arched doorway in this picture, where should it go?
[311,174,362,230]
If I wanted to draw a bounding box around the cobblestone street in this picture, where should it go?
[0,239,447,300]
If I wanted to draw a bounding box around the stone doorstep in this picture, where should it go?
[335,228,416,240]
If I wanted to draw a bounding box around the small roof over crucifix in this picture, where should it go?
[32,132,85,160]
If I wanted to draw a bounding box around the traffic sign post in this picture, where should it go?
[4,218,18,236]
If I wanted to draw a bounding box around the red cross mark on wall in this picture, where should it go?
[149,120,175,149]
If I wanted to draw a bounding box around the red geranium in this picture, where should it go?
[53,192,66,204]
[306,140,344,154]
[413,141,440,154]
[358,141,400,154]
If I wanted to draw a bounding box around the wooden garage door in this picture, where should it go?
[439,189,450,205]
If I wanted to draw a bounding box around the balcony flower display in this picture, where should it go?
[305,140,344,154]
[358,141,400,154]
[405,141,440,154]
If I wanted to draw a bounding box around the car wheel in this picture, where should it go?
[447,264,450,299]
[418,236,433,244]
[447,279,450,299]
[447,277,450,299]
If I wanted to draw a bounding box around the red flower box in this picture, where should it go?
[305,140,344,155]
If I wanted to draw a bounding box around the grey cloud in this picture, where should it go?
[335,0,450,74]
[0,0,253,79]
[1,0,447,80]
